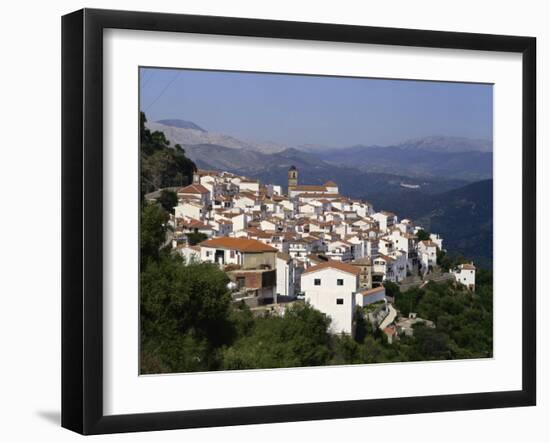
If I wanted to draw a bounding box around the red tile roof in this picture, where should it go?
[199,237,277,252]
[177,218,212,230]
[291,185,327,191]
[178,183,209,194]
[302,260,361,276]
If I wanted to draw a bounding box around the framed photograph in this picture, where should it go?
[62,8,536,435]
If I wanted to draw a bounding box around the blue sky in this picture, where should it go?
[139,67,493,147]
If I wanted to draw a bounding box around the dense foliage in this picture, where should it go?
[416,229,430,241]
[392,273,493,360]
[140,112,196,198]
[222,304,331,370]
[158,189,178,214]
[186,232,208,246]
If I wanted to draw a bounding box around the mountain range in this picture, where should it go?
[316,143,492,181]
[147,120,287,153]
[147,120,492,181]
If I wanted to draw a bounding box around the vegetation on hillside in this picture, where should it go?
[140,112,196,198]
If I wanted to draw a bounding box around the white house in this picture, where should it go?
[378,237,396,256]
[233,193,257,210]
[266,184,282,196]
[301,261,360,335]
[373,253,406,283]
[418,240,438,273]
[325,240,353,262]
[276,252,296,298]
[429,233,444,250]
[451,263,476,290]
[372,211,397,232]
[260,218,279,232]
[238,180,260,194]
[323,180,339,194]
[211,218,233,237]
[228,213,248,232]
[174,201,205,221]
[364,237,379,258]
[389,229,418,271]
[177,183,211,206]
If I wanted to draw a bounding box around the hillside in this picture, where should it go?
[140,113,196,196]
[367,180,493,268]
[317,143,493,181]
[184,144,467,198]
[146,121,287,153]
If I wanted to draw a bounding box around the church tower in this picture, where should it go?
[288,165,298,189]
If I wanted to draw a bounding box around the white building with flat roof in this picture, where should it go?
[451,263,476,290]
[301,261,360,334]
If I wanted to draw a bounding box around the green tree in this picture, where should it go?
[140,254,234,373]
[395,287,423,317]
[416,229,430,241]
[437,248,452,272]
[140,112,196,197]
[383,281,401,299]
[186,232,208,246]
[222,303,331,370]
[158,189,178,214]
[140,202,168,267]
[329,334,360,365]
[353,307,369,343]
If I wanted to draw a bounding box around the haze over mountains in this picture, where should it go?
[145,118,493,266]
[147,120,287,153]
[147,119,492,181]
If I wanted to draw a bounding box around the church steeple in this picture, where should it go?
[288,165,298,189]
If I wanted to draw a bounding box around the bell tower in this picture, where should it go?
[288,165,298,189]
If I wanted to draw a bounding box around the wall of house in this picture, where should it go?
[242,251,276,270]
[175,203,202,220]
[301,269,358,334]
[276,258,292,296]
[200,247,241,266]
[453,269,476,289]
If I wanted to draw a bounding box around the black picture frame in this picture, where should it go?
[61,8,537,435]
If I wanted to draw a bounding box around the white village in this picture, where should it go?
[150,166,477,343]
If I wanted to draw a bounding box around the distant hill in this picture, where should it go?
[397,136,492,153]
[366,179,493,268]
[317,137,493,182]
[146,121,287,153]
[156,119,206,132]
